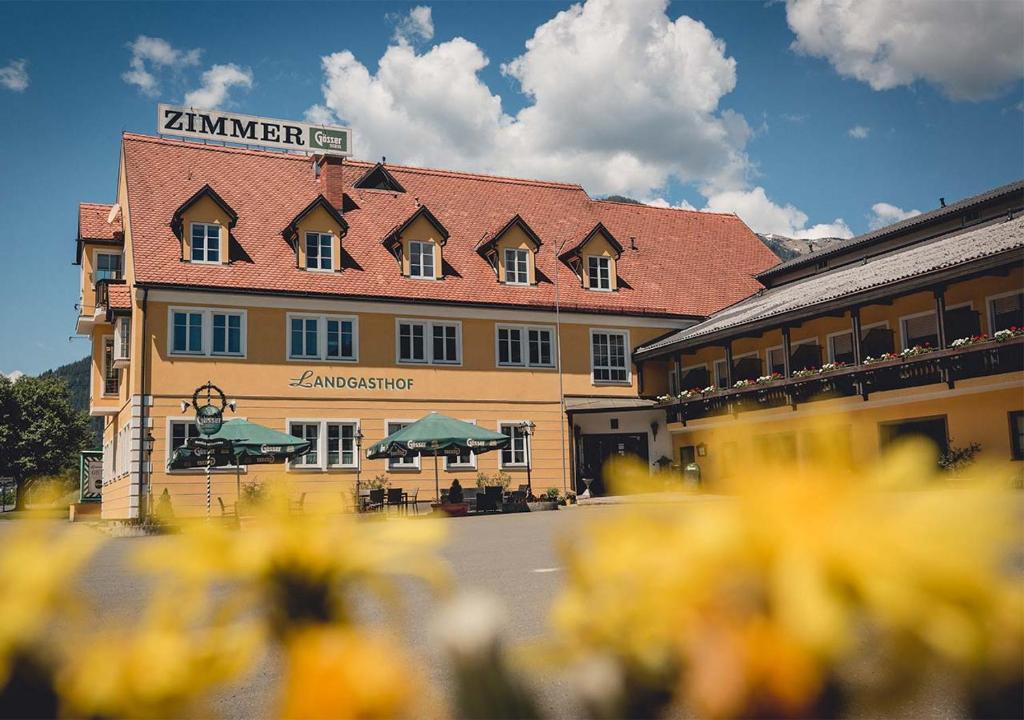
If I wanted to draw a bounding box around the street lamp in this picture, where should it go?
[518,421,536,496]
[143,431,155,516]
[355,427,365,512]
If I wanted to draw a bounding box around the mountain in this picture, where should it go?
[39,356,101,449]
[757,233,847,261]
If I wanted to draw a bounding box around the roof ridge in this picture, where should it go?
[80,202,115,208]
[123,132,585,191]
[594,199,738,218]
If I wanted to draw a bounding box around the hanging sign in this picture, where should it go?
[157,104,352,157]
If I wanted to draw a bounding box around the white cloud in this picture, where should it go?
[122,35,200,96]
[184,63,253,109]
[390,6,435,44]
[848,125,870,139]
[0,59,28,92]
[786,0,1024,101]
[312,0,750,198]
[702,187,853,240]
[868,201,921,230]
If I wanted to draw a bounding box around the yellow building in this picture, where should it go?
[632,181,1024,484]
[74,131,777,519]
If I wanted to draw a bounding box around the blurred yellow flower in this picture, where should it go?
[551,426,1022,718]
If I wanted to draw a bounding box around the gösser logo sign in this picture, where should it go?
[157,104,352,157]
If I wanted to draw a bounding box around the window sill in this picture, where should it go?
[387,466,422,473]
[286,356,358,363]
[592,380,632,387]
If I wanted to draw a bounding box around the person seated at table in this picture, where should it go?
[448,479,464,504]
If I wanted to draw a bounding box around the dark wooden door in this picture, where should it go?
[577,432,649,496]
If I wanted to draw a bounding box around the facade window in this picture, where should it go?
[398,320,460,365]
[1010,411,1024,461]
[289,422,320,468]
[387,421,419,470]
[93,252,122,284]
[409,240,435,279]
[170,308,247,358]
[879,416,949,462]
[902,313,939,349]
[446,420,477,469]
[587,256,611,290]
[504,248,529,284]
[499,423,530,467]
[326,422,358,468]
[114,317,131,362]
[714,359,729,388]
[305,232,333,271]
[990,292,1023,333]
[768,347,786,375]
[172,311,203,354]
[170,420,200,452]
[590,330,628,383]
[496,325,554,368]
[288,315,357,361]
[190,223,221,263]
[102,336,119,396]
[829,332,855,364]
[211,312,243,356]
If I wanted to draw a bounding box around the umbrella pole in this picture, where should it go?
[434,454,440,503]
[206,452,213,517]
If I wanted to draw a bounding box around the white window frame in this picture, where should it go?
[825,321,888,363]
[286,313,358,362]
[445,419,478,470]
[287,419,323,470]
[113,316,131,364]
[189,222,222,264]
[385,419,421,471]
[678,362,709,391]
[92,249,123,285]
[586,255,612,291]
[714,358,729,388]
[408,240,436,279]
[716,351,758,387]
[503,248,530,285]
[766,344,786,375]
[304,231,335,272]
[589,328,631,385]
[899,304,971,349]
[495,324,556,368]
[498,420,531,469]
[788,337,820,371]
[101,334,119,397]
[395,318,462,366]
[166,416,246,474]
[986,289,1024,334]
[168,307,247,358]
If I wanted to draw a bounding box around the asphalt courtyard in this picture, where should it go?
[3,502,970,719]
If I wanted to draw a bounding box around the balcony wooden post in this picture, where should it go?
[724,341,734,388]
[934,287,948,350]
[851,307,863,364]
[781,327,792,377]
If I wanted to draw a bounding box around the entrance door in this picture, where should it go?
[577,432,649,496]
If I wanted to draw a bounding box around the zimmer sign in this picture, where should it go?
[157,104,352,156]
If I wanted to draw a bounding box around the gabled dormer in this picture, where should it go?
[170,184,237,265]
[282,195,349,273]
[382,205,449,280]
[353,162,406,193]
[476,214,543,286]
[559,222,623,291]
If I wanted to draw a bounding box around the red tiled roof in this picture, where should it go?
[78,202,122,241]
[120,133,777,318]
[107,284,132,310]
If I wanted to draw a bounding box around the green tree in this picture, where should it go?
[0,374,92,509]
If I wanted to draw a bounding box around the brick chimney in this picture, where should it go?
[317,155,345,210]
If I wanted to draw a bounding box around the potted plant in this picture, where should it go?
[527,487,560,512]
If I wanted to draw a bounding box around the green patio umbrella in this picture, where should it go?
[167,419,311,512]
[364,412,510,501]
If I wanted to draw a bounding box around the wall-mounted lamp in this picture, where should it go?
[650,420,659,440]
[180,400,191,413]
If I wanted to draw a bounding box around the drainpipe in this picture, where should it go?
[137,287,149,519]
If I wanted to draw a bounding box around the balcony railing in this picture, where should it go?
[662,334,1024,424]
[94,278,125,311]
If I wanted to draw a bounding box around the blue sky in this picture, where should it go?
[0,0,1021,376]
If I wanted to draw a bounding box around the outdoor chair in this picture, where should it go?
[404,487,420,515]
[464,487,479,512]
[217,497,237,518]
[289,492,306,515]
[367,488,386,512]
[386,487,404,513]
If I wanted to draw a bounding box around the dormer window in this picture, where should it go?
[305,232,334,271]
[409,241,435,279]
[588,256,611,290]
[191,223,222,263]
[559,222,623,291]
[504,248,529,285]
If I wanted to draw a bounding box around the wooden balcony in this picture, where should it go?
[663,335,1023,424]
